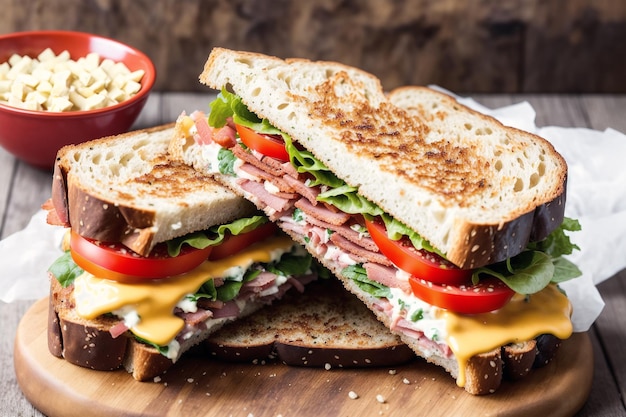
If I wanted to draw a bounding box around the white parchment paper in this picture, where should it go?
[1,90,623,333]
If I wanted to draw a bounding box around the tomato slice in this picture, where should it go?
[70,231,213,281]
[235,124,290,162]
[408,276,515,314]
[365,218,472,285]
[209,221,278,260]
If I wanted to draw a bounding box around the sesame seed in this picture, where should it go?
[325,363,332,371]
[376,394,386,403]
[348,391,359,400]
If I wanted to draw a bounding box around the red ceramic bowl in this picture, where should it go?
[0,31,156,170]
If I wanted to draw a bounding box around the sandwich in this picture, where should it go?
[44,123,322,381]
[168,48,583,395]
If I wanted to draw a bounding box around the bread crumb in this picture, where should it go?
[376,394,386,404]
[187,378,194,383]
[324,363,332,371]
[153,376,161,383]
[402,378,410,385]
[348,391,359,400]
[388,369,397,375]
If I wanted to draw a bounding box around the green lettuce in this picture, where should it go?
[166,215,268,256]
[47,251,84,288]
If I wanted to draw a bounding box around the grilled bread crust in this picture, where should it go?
[192,48,567,269]
[51,124,256,256]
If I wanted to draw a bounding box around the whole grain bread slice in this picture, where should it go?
[188,48,567,269]
[205,278,415,368]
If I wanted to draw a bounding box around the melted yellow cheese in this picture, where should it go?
[444,284,573,387]
[73,235,294,347]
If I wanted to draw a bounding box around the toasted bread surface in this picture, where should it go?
[194,48,567,268]
[206,279,414,368]
[52,124,256,256]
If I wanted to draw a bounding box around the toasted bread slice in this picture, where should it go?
[205,279,414,368]
[181,48,567,269]
[51,124,257,256]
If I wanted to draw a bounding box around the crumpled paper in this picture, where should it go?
[1,89,623,333]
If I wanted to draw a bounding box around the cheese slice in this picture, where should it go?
[73,235,295,346]
[445,284,573,387]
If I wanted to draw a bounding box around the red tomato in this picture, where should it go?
[408,276,515,314]
[364,218,472,285]
[209,221,278,260]
[70,231,213,281]
[235,124,290,162]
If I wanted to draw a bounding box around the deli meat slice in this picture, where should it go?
[363,262,411,293]
[238,163,298,195]
[281,174,321,205]
[305,216,380,252]
[295,198,351,226]
[238,179,296,213]
[232,145,284,177]
[330,233,394,266]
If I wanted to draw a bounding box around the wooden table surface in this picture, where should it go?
[1,92,625,417]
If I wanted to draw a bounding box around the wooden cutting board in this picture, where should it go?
[14,298,592,417]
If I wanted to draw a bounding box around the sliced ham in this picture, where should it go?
[305,216,379,252]
[281,161,301,178]
[109,321,129,339]
[179,309,214,327]
[242,271,277,291]
[363,262,411,293]
[232,145,284,177]
[238,163,299,196]
[282,174,321,205]
[295,198,351,226]
[213,125,237,148]
[238,179,296,213]
[191,111,213,145]
[210,300,241,319]
[330,233,393,266]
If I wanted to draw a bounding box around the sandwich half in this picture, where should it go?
[45,123,320,381]
[168,48,583,394]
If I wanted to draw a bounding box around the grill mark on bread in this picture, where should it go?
[307,75,491,204]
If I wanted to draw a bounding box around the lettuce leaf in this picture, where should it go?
[47,251,84,288]
[472,220,582,294]
[342,264,391,298]
[166,215,268,256]
[217,147,237,176]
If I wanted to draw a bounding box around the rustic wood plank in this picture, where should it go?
[1,162,51,238]
[0,300,42,417]
[160,92,218,123]
[0,148,17,237]
[580,95,626,134]
[131,93,163,130]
